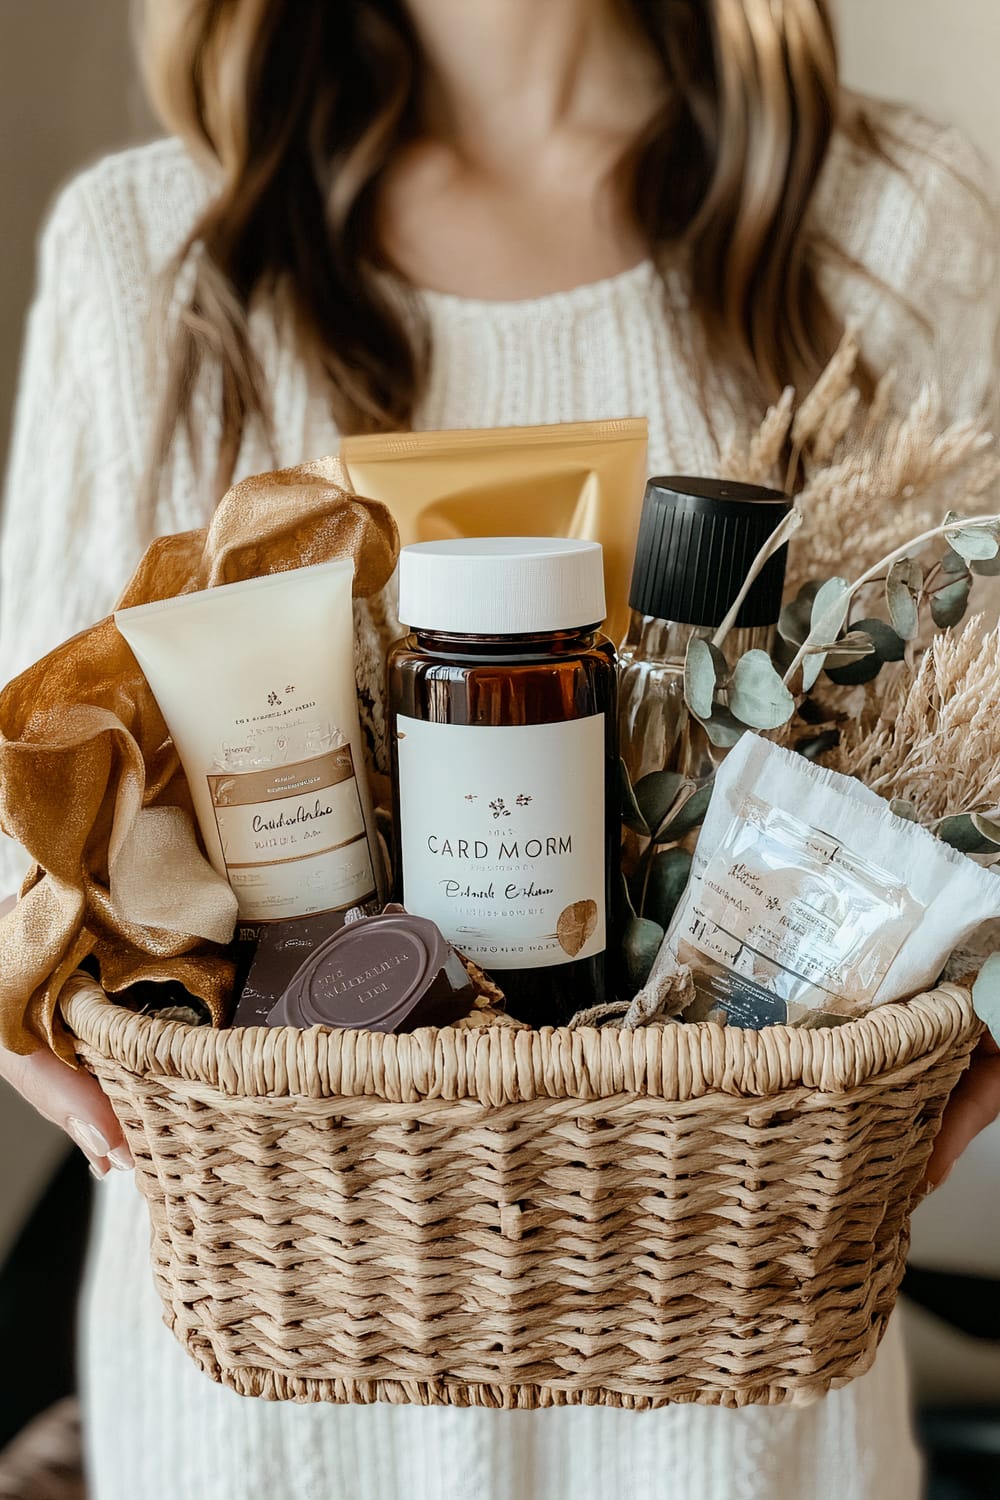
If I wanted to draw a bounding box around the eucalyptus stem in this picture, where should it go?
[633,775,701,916]
[712,506,803,650]
[781,513,1000,687]
[921,560,944,596]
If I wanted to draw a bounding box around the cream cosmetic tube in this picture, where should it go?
[116,560,385,924]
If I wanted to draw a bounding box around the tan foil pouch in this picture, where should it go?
[340,419,648,641]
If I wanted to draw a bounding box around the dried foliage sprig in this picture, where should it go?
[617,340,1000,996]
[718,330,1000,595]
[792,400,999,594]
[828,620,1000,836]
[780,512,1000,690]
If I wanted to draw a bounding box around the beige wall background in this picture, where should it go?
[0,0,152,1261]
[0,0,998,1395]
[840,0,1000,166]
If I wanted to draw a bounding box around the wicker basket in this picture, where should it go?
[64,976,979,1411]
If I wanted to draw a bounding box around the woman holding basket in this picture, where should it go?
[2,2,999,1496]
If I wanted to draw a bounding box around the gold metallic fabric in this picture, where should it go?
[0,456,398,1062]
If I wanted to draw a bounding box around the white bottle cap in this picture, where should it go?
[397,538,607,635]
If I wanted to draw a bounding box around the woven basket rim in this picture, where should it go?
[62,974,979,1106]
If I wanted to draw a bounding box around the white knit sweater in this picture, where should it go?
[3,103,998,1500]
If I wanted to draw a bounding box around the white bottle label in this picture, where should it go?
[396,714,606,969]
[207,746,376,922]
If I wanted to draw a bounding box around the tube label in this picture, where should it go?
[207,746,376,922]
[396,714,606,969]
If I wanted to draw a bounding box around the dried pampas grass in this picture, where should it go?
[719,332,1000,596]
[827,619,1000,822]
[791,391,999,592]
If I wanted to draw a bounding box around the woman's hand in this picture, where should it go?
[0,893,132,1178]
[0,890,132,1177]
[0,1044,133,1180]
[924,1032,1000,1191]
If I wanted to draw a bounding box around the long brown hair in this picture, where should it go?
[140,0,844,496]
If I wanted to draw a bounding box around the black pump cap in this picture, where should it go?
[628,477,792,629]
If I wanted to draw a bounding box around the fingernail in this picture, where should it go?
[89,1163,108,1181]
[108,1146,134,1171]
[67,1117,111,1159]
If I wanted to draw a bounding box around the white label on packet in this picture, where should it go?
[676,797,924,1026]
[396,714,606,969]
[207,745,376,922]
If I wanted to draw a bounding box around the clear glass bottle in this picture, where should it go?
[618,478,791,788]
[619,617,776,784]
[388,539,619,1027]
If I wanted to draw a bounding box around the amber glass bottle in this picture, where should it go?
[388,539,619,1026]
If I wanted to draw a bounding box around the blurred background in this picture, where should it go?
[0,0,998,1495]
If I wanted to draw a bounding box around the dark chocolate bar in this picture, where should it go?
[230,912,349,1027]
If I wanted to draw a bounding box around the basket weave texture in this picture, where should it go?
[65,978,979,1411]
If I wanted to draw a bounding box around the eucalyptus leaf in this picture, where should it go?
[941,547,970,576]
[777,586,819,647]
[794,729,840,761]
[857,618,907,663]
[936,813,993,853]
[953,528,1000,564]
[825,620,905,686]
[702,706,746,749]
[798,580,824,602]
[619,758,648,835]
[824,653,882,687]
[801,576,850,693]
[796,695,834,725]
[890,798,918,821]
[644,847,693,930]
[770,631,798,673]
[896,555,924,588]
[684,637,717,721]
[809,577,851,643]
[972,952,1000,1043]
[822,631,878,668]
[931,575,972,630]
[886,558,921,640]
[971,553,1000,577]
[802,649,827,692]
[971,813,1000,848]
[944,511,1000,562]
[658,780,713,841]
[778,580,823,643]
[634,771,687,839]
[728,649,796,730]
[617,863,637,921]
[622,916,666,991]
[708,642,730,678]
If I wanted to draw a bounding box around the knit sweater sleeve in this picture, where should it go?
[819,104,1000,429]
[0,173,148,893]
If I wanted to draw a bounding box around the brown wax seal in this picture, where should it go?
[266,906,476,1032]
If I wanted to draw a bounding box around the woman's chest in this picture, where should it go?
[160,286,752,537]
[415,290,741,476]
